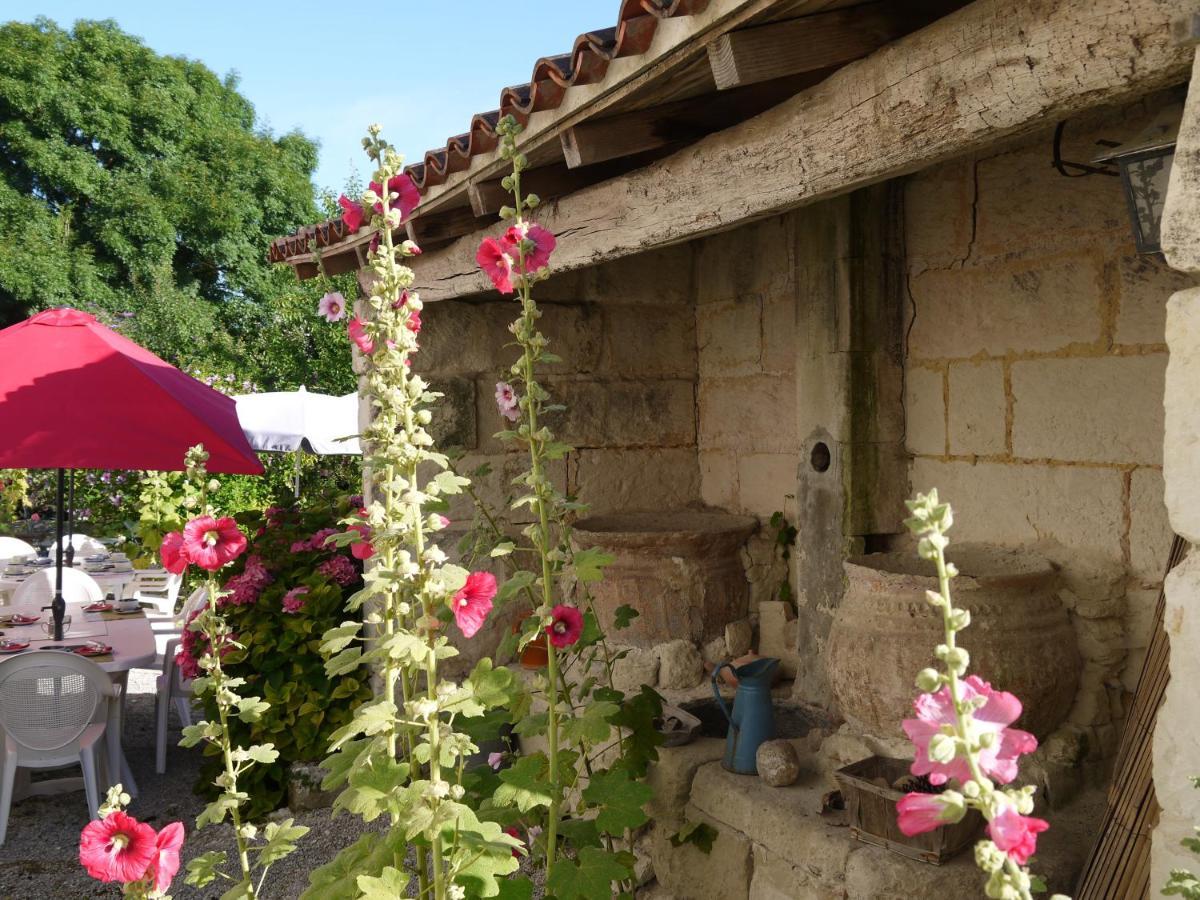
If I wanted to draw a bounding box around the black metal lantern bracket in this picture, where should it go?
[1051,121,1120,179]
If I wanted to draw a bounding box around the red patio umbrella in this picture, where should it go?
[0,308,263,636]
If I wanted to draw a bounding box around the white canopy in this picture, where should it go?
[232,386,360,456]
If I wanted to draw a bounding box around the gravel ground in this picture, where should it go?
[0,669,388,899]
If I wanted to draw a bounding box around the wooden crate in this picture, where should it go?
[834,756,984,865]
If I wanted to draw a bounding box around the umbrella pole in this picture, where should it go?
[65,470,75,566]
[294,450,301,500]
[51,469,65,640]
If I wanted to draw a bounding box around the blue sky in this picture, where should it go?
[12,1,617,193]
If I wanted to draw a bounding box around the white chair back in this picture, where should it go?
[51,534,106,556]
[0,652,111,755]
[11,568,104,607]
[0,538,36,562]
[178,587,208,624]
[133,569,183,616]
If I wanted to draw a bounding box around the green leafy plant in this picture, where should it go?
[768,510,797,607]
[0,469,27,523]
[1164,777,1200,897]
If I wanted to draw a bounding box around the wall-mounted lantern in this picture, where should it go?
[1093,105,1182,255]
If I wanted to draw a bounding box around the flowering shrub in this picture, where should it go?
[897,491,1067,900]
[0,469,28,523]
[181,498,373,817]
[79,786,184,898]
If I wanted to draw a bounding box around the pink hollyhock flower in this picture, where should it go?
[433,514,450,529]
[406,309,422,334]
[149,822,185,894]
[348,316,374,354]
[495,382,520,422]
[506,222,557,274]
[896,792,961,836]
[30,512,39,522]
[488,751,504,770]
[369,173,420,222]
[181,516,246,572]
[318,554,358,586]
[318,291,347,323]
[988,806,1050,865]
[338,195,365,232]
[160,531,188,574]
[282,586,309,614]
[547,605,584,649]
[79,811,157,883]
[477,237,516,294]
[503,825,523,858]
[348,523,374,560]
[903,675,1037,787]
[451,572,497,639]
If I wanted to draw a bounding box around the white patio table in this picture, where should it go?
[0,562,138,600]
[1,601,157,799]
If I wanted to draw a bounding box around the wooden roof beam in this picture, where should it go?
[467,165,602,217]
[405,207,497,250]
[707,2,948,91]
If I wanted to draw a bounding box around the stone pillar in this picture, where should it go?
[791,182,907,707]
[1152,39,1200,890]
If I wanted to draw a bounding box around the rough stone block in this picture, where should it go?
[735,453,796,520]
[749,843,842,900]
[551,379,696,449]
[1124,587,1160,651]
[695,215,793,304]
[651,811,751,900]
[698,296,763,378]
[761,288,798,375]
[904,365,945,456]
[613,645,660,694]
[905,158,975,271]
[447,452,567,525]
[656,640,704,690]
[573,448,700,516]
[286,761,338,812]
[1011,355,1166,465]
[426,376,477,450]
[699,450,738,509]
[1116,253,1196,345]
[725,620,753,657]
[908,254,1105,358]
[699,375,797,452]
[844,843,984,899]
[948,360,1007,456]
[909,458,1125,563]
[645,737,725,827]
[601,305,696,378]
[585,243,694,306]
[756,601,799,677]
[1130,467,1172,584]
[702,635,728,666]
[1165,288,1200,543]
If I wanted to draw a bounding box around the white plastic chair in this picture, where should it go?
[154,588,207,774]
[0,651,122,845]
[50,534,106,557]
[133,569,183,617]
[0,538,36,562]
[10,568,103,608]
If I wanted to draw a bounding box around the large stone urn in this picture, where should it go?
[573,511,757,648]
[826,544,1081,740]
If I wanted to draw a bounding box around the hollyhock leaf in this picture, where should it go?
[298,832,397,900]
[545,846,632,900]
[495,754,554,812]
[258,818,309,867]
[469,658,518,710]
[490,541,515,558]
[184,850,227,888]
[561,700,618,746]
[583,767,653,834]
[357,867,408,900]
[558,817,603,850]
[572,548,614,584]
[326,647,364,677]
[493,877,535,900]
[613,605,640,630]
[320,621,362,655]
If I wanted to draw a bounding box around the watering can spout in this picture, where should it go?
[711,656,780,775]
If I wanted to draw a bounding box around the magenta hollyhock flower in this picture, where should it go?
[546,605,584,649]
[903,675,1037,786]
[495,382,520,422]
[318,554,358,586]
[988,806,1050,865]
[503,825,523,858]
[79,811,157,883]
[505,222,556,274]
[406,309,421,334]
[347,523,374,560]
[451,572,497,639]
[160,531,188,575]
[318,292,347,323]
[476,237,516,294]
[896,792,961,836]
[181,516,246,572]
[282,586,309,614]
[369,173,420,222]
[338,194,365,232]
[149,822,185,894]
[348,316,374,355]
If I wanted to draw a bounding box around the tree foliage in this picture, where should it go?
[0,17,353,393]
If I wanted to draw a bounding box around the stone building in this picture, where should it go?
[269,0,1200,896]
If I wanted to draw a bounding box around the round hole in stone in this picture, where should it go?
[810,441,831,473]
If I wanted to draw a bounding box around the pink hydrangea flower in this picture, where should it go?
[896,792,961,836]
[495,382,520,422]
[282,586,309,614]
[222,554,274,607]
[477,237,516,294]
[182,516,247,572]
[451,572,497,639]
[903,675,1037,786]
[505,222,556,274]
[79,811,157,883]
[149,822,185,894]
[318,554,358,586]
[318,292,347,323]
[988,806,1049,865]
[547,605,584,649]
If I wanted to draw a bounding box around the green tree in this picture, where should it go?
[0,17,354,393]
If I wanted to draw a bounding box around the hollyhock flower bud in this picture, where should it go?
[974,839,1007,873]
[915,668,941,692]
[987,806,1049,865]
[896,790,965,836]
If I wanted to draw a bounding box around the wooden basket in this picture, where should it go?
[834,756,983,865]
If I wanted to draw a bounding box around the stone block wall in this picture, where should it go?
[904,96,1193,756]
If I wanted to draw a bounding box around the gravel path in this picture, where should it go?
[0,669,385,899]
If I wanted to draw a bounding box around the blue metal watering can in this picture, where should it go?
[711,657,780,775]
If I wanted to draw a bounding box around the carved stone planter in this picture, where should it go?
[826,544,1081,740]
[573,511,757,648]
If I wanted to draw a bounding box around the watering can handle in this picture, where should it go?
[711,663,736,731]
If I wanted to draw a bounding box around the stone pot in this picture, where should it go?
[826,544,1081,740]
[573,511,757,648]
